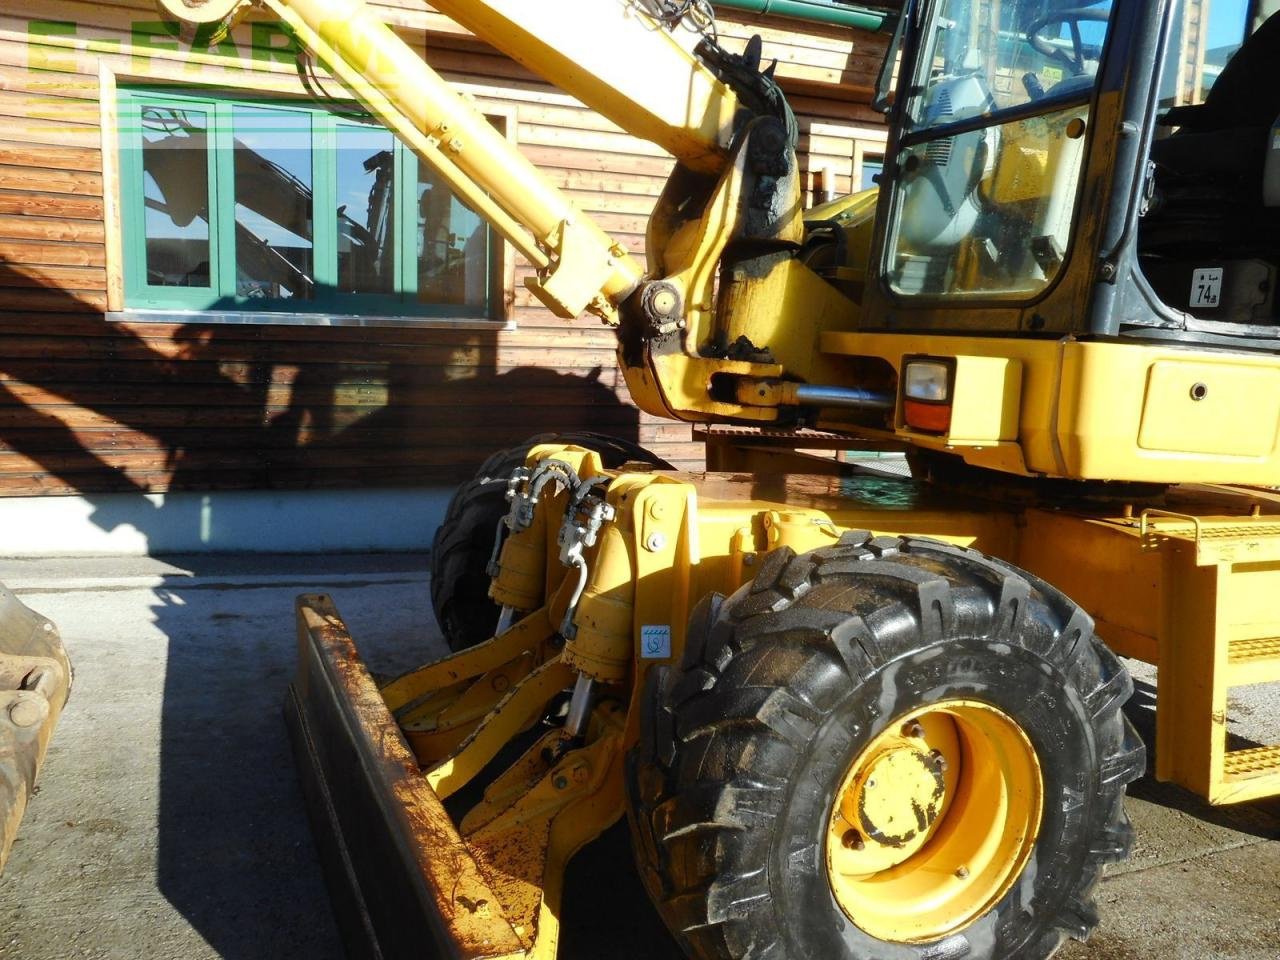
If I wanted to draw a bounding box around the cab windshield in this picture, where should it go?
[887,0,1114,299]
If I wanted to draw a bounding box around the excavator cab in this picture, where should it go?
[761,0,1280,487]
[871,0,1113,305]
[854,0,1280,339]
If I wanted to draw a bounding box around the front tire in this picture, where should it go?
[627,532,1144,960]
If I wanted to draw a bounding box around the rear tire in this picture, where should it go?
[429,433,671,652]
[627,532,1144,960]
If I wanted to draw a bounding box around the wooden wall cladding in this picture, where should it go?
[0,0,889,496]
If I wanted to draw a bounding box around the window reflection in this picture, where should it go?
[861,156,884,191]
[125,93,500,316]
[1159,0,1251,110]
[911,0,1114,131]
[232,106,314,301]
[140,107,211,288]
[890,105,1090,297]
[335,122,396,295]
[416,165,488,307]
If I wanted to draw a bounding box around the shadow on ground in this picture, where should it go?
[106,554,677,960]
[1122,679,1280,839]
[2,560,1277,960]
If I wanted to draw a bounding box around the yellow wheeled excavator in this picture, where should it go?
[160,0,1280,957]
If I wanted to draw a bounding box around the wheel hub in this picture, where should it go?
[825,700,1044,944]
[850,747,946,848]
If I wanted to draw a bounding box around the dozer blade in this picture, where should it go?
[0,581,72,873]
[284,593,526,960]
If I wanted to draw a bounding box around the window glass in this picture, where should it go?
[1158,0,1251,110]
[140,106,211,288]
[232,106,314,301]
[122,91,499,319]
[335,122,397,295]
[911,0,1114,130]
[860,156,884,191]
[888,103,1090,297]
[416,165,488,307]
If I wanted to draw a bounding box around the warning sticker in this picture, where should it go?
[1190,268,1223,309]
[640,625,672,660]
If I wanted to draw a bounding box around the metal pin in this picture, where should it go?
[565,674,597,739]
[495,605,517,636]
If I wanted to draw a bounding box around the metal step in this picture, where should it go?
[1226,636,1280,686]
[1219,746,1280,804]
[1153,520,1280,804]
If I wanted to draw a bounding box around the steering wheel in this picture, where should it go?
[1026,7,1110,78]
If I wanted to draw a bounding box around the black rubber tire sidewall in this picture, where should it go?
[627,535,1141,960]
[774,640,1096,960]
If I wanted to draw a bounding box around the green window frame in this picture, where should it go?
[118,87,499,320]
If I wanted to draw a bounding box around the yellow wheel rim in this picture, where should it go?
[825,700,1044,943]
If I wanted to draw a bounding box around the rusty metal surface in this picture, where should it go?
[694,423,858,441]
[285,593,524,960]
[0,582,71,874]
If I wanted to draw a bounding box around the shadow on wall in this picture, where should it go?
[0,257,653,957]
[0,258,644,549]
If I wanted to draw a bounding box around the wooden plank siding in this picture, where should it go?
[0,0,891,497]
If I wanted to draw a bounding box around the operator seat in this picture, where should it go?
[1142,14,1280,258]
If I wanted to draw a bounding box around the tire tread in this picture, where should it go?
[627,536,1143,960]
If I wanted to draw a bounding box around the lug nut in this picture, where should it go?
[903,721,925,739]
[930,750,948,773]
[955,865,970,879]
[553,775,569,790]
[841,829,866,851]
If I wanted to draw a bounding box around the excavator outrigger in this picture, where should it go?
[160,1,1280,958]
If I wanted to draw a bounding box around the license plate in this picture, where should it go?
[1190,268,1223,308]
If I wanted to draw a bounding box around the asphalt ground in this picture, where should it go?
[0,554,1275,960]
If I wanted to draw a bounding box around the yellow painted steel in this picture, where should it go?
[1136,513,1280,804]
[381,607,555,712]
[429,0,738,174]
[1014,499,1280,804]
[426,657,576,799]
[823,331,1280,485]
[562,521,636,683]
[825,702,1044,943]
[623,135,874,425]
[490,508,550,612]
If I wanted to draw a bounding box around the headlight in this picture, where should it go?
[902,358,953,434]
[903,360,951,402]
